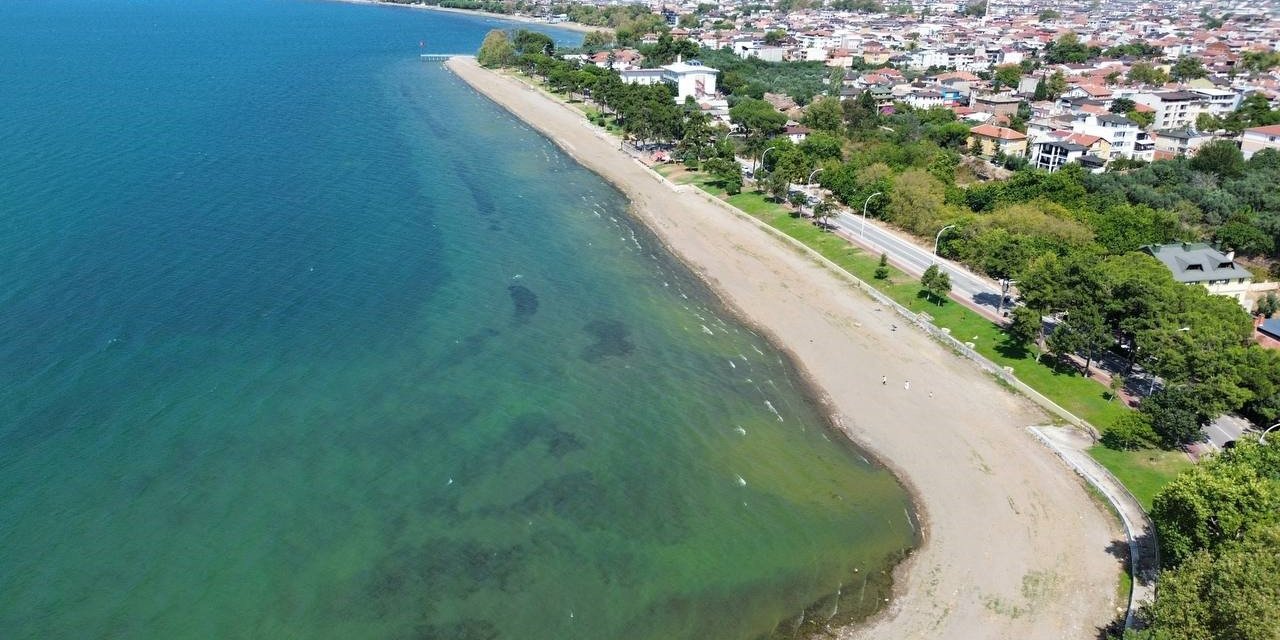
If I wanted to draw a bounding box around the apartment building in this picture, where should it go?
[1132,91,1206,130]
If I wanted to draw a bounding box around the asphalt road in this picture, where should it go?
[830,211,1007,316]
[1205,414,1251,449]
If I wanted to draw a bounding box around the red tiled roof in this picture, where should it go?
[1245,124,1280,136]
[970,123,1027,140]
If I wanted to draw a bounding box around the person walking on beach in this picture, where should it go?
[881,375,887,385]
[904,380,910,391]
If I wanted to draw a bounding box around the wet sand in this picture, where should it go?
[446,56,1122,639]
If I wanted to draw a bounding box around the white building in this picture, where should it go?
[1132,91,1207,131]
[619,58,719,102]
[1191,87,1241,119]
[660,59,718,101]
[1070,113,1155,162]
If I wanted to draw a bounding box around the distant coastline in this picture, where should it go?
[444,55,1123,640]
[330,0,608,35]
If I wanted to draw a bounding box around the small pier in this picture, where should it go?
[420,53,468,60]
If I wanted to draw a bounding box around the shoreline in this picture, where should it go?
[328,0,609,35]
[444,56,1122,639]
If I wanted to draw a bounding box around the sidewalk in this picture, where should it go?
[1028,426,1158,631]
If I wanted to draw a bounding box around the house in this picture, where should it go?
[971,94,1023,117]
[1142,243,1253,307]
[1151,128,1214,157]
[967,124,1029,158]
[1028,138,1089,172]
[1132,91,1207,131]
[1241,124,1280,159]
[783,124,811,143]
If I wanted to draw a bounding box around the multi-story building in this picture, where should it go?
[1241,124,1280,159]
[1069,113,1153,162]
[1151,128,1215,158]
[1191,87,1241,119]
[1132,91,1206,131]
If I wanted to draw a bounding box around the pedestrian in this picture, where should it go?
[904,380,910,391]
[881,375,887,385]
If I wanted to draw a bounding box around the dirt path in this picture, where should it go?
[446,56,1121,639]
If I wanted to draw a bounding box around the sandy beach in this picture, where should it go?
[332,0,608,35]
[445,56,1121,639]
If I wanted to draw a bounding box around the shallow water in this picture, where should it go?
[0,1,917,637]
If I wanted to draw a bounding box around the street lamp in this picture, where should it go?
[860,191,883,238]
[807,168,824,185]
[756,146,778,182]
[933,224,957,259]
[1260,422,1280,445]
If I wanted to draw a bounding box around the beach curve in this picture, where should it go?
[444,55,1121,639]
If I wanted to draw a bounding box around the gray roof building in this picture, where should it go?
[1142,242,1253,284]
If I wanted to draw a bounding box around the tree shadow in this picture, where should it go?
[994,335,1030,360]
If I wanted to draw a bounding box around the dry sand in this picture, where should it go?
[446,56,1122,639]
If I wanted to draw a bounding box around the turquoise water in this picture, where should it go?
[0,1,916,638]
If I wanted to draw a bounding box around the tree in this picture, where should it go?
[992,64,1022,91]
[763,29,786,46]
[1126,108,1155,128]
[1171,55,1208,82]
[874,252,890,279]
[1037,9,1060,20]
[1007,305,1044,356]
[1195,112,1222,133]
[1100,412,1160,450]
[801,97,844,135]
[1141,386,1207,448]
[1044,70,1068,100]
[582,30,614,52]
[1109,97,1136,114]
[1257,292,1280,318]
[1043,32,1097,64]
[1189,139,1245,179]
[764,170,789,203]
[476,29,516,68]
[1110,373,1126,402]
[1127,62,1169,86]
[1047,303,1110,375]
[1145,524,1280,639]
[512,30,555,57]
[1150,443,1280,567]
[812,199,835,229]
[886,169,947,234]
[920,264,952,305]
[729,98,787,167]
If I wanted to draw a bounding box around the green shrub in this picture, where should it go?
[1101,412,1160,450]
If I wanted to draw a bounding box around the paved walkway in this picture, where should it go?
[1028,426,1158,630]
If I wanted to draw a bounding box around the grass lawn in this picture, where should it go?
[1088,446,1192,510]
[672,172,1132,427]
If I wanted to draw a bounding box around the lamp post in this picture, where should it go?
[756,146,777,183]
[860,191,883,238]
[807,168,824,185]
[933,224,957,259]
[1260,422,1280,445]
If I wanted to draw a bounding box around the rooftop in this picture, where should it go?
[1142,243,1253,284]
